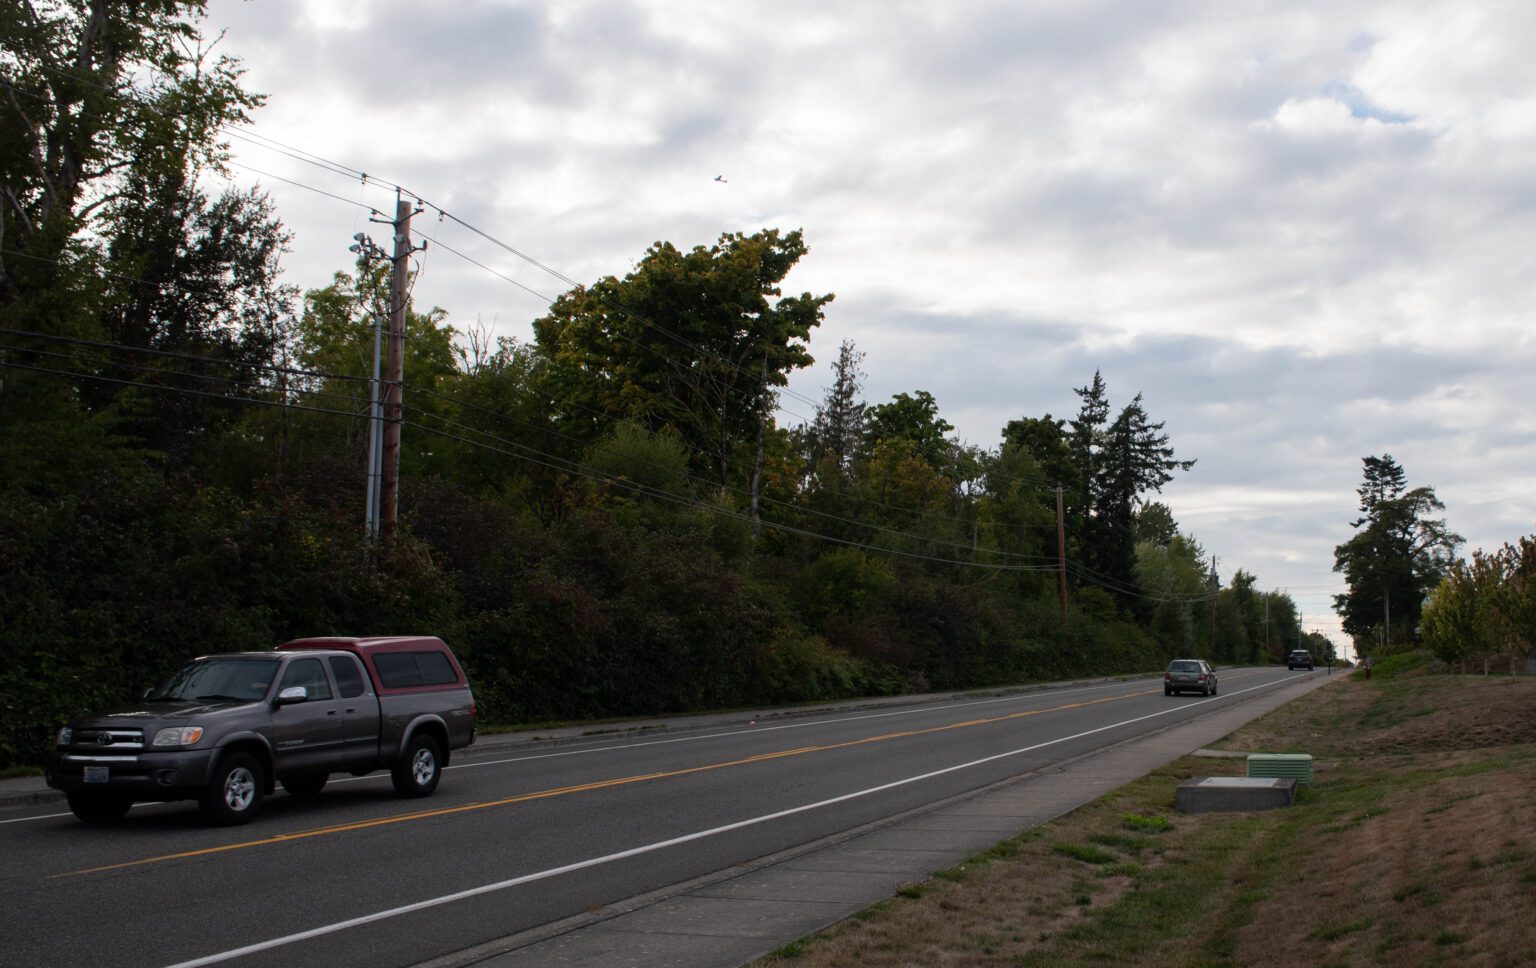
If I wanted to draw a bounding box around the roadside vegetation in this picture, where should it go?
[754,669,1536,967]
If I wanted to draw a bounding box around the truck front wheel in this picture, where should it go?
[201,752,264,826]
[392,734,442,798]
[67,792,131,823]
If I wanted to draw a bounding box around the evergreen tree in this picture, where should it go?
[805,339,867,491]
[1333,455,1462,650]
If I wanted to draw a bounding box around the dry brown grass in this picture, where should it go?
[754,672,1536,968]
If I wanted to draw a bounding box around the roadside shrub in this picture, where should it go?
[1359,650,1437,680]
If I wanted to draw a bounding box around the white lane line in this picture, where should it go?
[0,810,74,825]
[161,675,1297,968]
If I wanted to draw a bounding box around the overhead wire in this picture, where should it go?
[402,416,1060,573]
[7,357,1057,573]
[398,385,1063,565]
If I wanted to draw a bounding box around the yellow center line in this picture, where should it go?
[58,686,1158,878]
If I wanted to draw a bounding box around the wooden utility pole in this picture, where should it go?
[1056,485,1069,622]
[380,193,416,544]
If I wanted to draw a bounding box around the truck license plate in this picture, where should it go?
[84,766,108,783]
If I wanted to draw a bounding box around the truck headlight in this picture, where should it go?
[57,727,72,747]
[152,726,205,748]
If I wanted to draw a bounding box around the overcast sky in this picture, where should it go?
[203,0,1536,655]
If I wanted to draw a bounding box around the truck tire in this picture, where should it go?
[392,734,442,798]
[67,792,131,823]
[280,773,328,797]
[201,752,264,826]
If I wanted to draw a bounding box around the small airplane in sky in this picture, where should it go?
[714,175,728,183]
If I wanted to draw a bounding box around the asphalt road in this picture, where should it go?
[0,666,1316,968]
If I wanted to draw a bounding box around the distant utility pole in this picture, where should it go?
[1209,555,1219,657]
[1056,485,1069,622]
[1264,592,1270,657]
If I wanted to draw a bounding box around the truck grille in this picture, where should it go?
[76,728,145,752]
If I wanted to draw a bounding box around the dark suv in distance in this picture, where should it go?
[1164,659,1217,696]
[1287,649,1314,670]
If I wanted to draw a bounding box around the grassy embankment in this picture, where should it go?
[755,657,1536,967]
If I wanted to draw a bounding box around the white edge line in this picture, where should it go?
[161,674,1300,968]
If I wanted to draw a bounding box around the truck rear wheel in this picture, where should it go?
[67,792,131,823]
[392,734,442,798]
[280,773,328,797]
[201,752,264,826]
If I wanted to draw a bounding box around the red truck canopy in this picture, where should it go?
[276,636,468,695]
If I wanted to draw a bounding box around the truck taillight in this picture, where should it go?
[471,702,477,721]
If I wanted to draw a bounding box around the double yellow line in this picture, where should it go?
[61,686,1155,878]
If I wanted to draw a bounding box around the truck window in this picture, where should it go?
[416,651,458,685]
[279,658,333,700]
[327,655,367,699]
[374,651,459,689]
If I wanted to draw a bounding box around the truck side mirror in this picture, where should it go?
[275,686,307,706]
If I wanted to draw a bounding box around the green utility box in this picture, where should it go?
[1247,753,1313,785]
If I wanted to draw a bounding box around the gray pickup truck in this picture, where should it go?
[45,636,476,825]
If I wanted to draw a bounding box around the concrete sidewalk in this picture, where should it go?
[0,672,1151,812]
[419,672,1340,968]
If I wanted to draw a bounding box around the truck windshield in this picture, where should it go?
[147,658,279,703]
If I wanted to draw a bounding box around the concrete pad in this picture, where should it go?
[1176,776,1297,813]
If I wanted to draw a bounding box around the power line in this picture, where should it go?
[402,416,1060,573]
[0,360,365,421]
[224,160,385,216]
[8,351,1246,597]
[402,372,1063,542]
[399,387,1063,565]
[6,359,1060,574]
[0,327,368,384]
